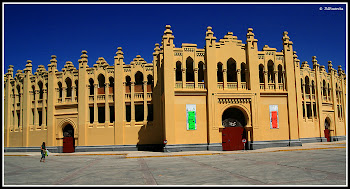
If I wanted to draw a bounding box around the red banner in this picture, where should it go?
[271,111,278,128]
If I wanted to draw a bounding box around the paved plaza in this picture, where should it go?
[3,142,347,186]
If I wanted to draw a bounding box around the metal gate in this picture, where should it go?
[324,129,331,142]
[222,127,244,151]
[63,137,75,153]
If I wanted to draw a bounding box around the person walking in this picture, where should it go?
[40,142,46,163]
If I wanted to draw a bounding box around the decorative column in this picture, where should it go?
[19,92,23,129]
[105,82,109,124]
[62,87,66,103]
[264,70,268,90]
[14,91,18,128]
[223,69,227,89]
[182,68,186,88]
[245,69,249,90]
[194,68,198,89]
[94,84,98,124]
[72,86,76,102]
[34,89,39,127]
[237,69,241,90]
[274,70,278,91]
[282,70,286,90]
[143,80,148,123]
[130,81,135,125]
[302,83,307,120]
[42,88,47,127]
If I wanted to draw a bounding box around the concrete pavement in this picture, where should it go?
[4,140,346,158]
[4,141,347,185]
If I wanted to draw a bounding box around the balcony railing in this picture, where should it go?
[186,82,195,89]
[89,96,94,102]
[267,83,275,90]
[227,82,237,89]
[97,94,105,101]
[217,82,223,89]
[241,82,247,90]
[147,92,152,100]
[198,82,205,89]
[134,93,144,100]
[125,93,131,100]
[175,82,182,88]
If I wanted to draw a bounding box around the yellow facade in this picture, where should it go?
[4,25,347,152]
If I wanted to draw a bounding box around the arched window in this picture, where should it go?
[322,80,326,97]
[89,79,94,96]
[109,77,114,94]
[227,58,237,82]
[65,77,72,97]
[38,81,43,99]
[135,71,144,92]
[58,82,63,98]
[267,60,275,83]
[147,74,153,92]
[327,83,331,99]
[75,80,78,97]
[32,85,35,100]
[125,76,131,93]
[312,80,315,94]
[305,76,310,94]
[176,61,182,82]
[198,61,205,82]
[45,83,48,99]
[217,62,223,82]
[259,64,264,83]
[335,83,339,103]
[186,57,194,82]
[241,63,246,82]
[17,85,21,103]
[301,79,303,93]
[278,64,283,83]
[98,74,105,94]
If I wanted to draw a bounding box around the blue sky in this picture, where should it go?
[3,3,347,75]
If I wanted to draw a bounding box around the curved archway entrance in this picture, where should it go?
[324,118,331,142]
[221,107,248,151]
[63,124,75,153]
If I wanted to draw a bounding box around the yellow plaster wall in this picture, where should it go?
[173,95,208,144]
[9,132,23,147]
[254,96,290,142]
[28,130,48,147]
[86,126,115,146]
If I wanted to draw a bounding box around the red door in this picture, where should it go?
[63,137,75,153]
[222,127,244,151]
[324,129,331,142]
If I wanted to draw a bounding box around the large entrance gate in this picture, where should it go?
[63,124,75,153]
[221,107,247,151]
[324,118,331,142]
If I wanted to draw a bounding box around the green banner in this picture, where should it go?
[186,104,196,130]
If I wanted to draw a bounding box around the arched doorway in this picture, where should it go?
[324,118,331,142]
[63,124,75,153]
[221,107,247,151]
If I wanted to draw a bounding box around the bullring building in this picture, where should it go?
[4,25,347,153]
